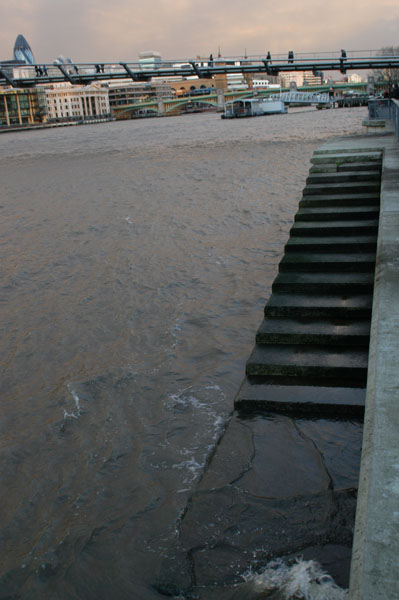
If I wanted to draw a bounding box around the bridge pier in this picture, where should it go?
[157,98,165,115]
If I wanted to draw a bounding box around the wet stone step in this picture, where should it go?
[307,171,381,184]
[299,192,380,207]
[285,235,377,253]
[265,292,373,319]
[295,206,380,221]
[313,147,382,156]
[290,219,379,237]
[255,316,370,346]
[234,379,365,415]
[235,144,380,413]
[311,151,382,165]
[279,252,376,273]
[303,181,380,196]
[310,162,382,174]
[338,162,382,173]
[272,271,374,294]
[246,344,368,383]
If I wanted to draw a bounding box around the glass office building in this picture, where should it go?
[13,34,35,65]
[0,88,47,127]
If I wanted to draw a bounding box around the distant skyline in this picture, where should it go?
[1,0,399,63]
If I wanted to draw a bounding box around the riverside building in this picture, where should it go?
[43,83,111,122]
[0,87,47,127]
[279,70,323,87]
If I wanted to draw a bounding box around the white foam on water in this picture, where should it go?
[165,384,229,486]
[240,559,347,600]
[63,386,81,420]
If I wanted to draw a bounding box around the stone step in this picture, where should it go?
[234,379,365,415]
[295,206,379,221]
[290,219,379,237]
[310,162,382,174]
[234,144,380,415]
[307,171,381,185]
[285,235,377,253]
[279,252,376,272]
[313,148,382,158]
[272,272,374,294]
[303,181,380,196]
[299,192,380,208]
[256,316,370,346]
[311,151,382,165]
[246,344,368,384]
[338,162,382,173]
[265,292,372,319]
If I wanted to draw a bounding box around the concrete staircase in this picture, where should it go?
[235,149,382,415]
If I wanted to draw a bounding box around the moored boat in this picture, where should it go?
[221,97,287,118]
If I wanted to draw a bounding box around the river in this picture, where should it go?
[0,106,367,599]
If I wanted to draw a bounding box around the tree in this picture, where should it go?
[373,46,399,87]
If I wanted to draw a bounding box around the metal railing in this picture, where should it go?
[368,98,399,140]
[2,52,399,88]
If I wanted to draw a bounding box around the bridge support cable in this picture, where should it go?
[0,68,16,88]
[120,62,139,82]
[56,64,78,85]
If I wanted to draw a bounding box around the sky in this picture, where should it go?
[1,0,399,63]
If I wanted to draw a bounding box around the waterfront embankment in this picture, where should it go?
[156,122,399,599]
[347,125,399,599]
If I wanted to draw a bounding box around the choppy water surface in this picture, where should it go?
[0,107,367,599]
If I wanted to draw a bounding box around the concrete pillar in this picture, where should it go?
[157,98,165,115]
[217,89,225,110]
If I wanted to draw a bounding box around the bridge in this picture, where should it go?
[113,89,345,118]
[1,50,399,88]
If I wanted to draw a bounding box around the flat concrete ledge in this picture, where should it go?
[344,133,399,598]
[362,119,386,133]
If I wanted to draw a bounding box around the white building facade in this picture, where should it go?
[44,83,111,121]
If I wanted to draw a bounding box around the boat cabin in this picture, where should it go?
[222,97,287,118]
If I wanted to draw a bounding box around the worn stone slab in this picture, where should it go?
[311,151,382,164]
[313,147,384,156]
[303,181,380,196]
[159,412,361,596]
[307,171,381,185]
[310,164,339,174]
[290,219,379,237]
[299,192,380,207]
[295,206,380,221]
[280,252,376,273]
[272,272,374,294]
[285,235,377,253]
[265,292,373,319]
[310,162,382,174]
[246,344,368,382]
[338,162,382,173]
[256,316,370,346]
[235,378,366,415]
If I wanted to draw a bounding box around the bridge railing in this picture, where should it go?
[269,91,331,104]
[368,98,399,140]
